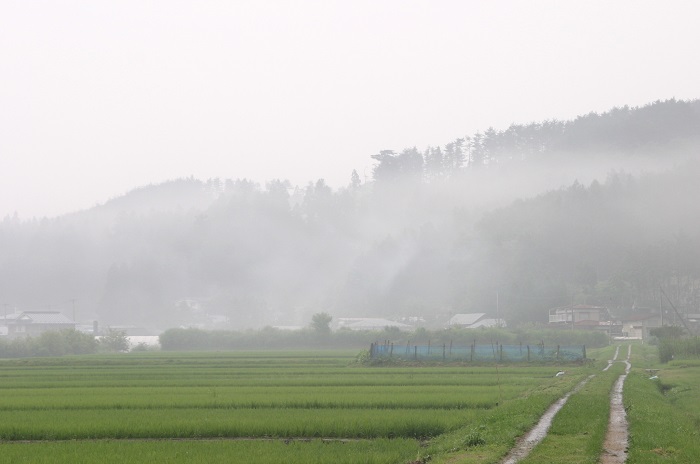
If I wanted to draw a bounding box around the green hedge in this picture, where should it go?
[658,337,700,363]
[159,326,608,351]
[0,329,97,358]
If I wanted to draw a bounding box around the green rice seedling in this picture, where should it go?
[0,438,421,464]
[0,364,566,389]
[0,407,478,440]
[0,384,518,411]
[0,350,596,463]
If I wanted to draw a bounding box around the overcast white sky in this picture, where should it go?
[1,0,699,219]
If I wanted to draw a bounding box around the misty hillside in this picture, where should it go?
[1,99,699,330]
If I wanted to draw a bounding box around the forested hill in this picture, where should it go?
[372,98,700,182]
[1,99,699,329]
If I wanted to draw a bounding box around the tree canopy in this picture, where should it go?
[1,99,699,329]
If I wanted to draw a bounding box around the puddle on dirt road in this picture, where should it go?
[500,376,594,464]
[501,345,632,464]
[600,374,629,464]
[601,345,632,464]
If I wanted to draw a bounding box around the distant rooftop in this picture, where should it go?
[6,311,75,325]
[448,313,487,326]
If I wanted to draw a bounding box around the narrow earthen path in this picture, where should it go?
[600,345,632,464]
[500,375,593,464]
[500,345,630,464]
[603,345,620,371]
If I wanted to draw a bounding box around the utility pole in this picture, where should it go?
[496,291,500,327]
[71,299,76,321]
[661,286,693,334]
[2,304,7,337]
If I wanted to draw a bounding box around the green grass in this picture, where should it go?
[423,368,594,463]
[519,363,625,464]
[626,359,700,463]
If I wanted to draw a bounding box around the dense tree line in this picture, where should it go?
[0,329,131,358]
[158,326,608,351]
[1,99,699,330]
[370,98,700,180]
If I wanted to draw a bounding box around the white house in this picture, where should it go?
[621,313,662,340]
[548,305,606,326]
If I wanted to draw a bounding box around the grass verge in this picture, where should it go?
[420,368,592,463]
[518,363,624,464]
[626,363,700,463]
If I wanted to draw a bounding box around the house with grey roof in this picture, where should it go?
[620,312,662,340]
[1,311,76,338]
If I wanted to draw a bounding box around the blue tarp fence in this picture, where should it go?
[369,341,586,362]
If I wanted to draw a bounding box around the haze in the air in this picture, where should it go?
[1,0,699,219]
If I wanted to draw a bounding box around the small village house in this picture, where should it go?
[0,311,76,338]
[548,305,607,327]
[621,313,662,340]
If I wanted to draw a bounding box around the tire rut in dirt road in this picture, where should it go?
[603,345,620,371]
[500,345,630,464]
[499,375,593,464]
[600,344,631,464]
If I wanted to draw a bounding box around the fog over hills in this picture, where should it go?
[2,99,699,331]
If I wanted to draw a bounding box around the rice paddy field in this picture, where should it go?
[0,350,597,463]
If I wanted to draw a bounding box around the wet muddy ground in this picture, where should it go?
[500,375,594,464]
[499,344,631,464]
[600,345,631,464]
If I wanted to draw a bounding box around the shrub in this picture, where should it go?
[99,329,130,353]
[0,329,97,358]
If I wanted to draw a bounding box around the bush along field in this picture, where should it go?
[0,350,596,464]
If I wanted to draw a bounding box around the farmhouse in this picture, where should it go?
[448,313,505,329]
[620,312,662,340]
[1,311,76,338]
[548,304,608,327]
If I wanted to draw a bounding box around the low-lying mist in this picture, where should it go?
[2,99,699,331]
